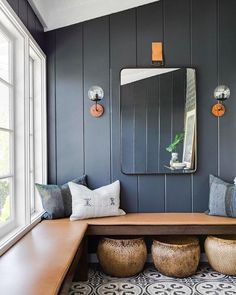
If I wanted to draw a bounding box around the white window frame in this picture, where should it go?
[0,0,47,256]
[28,42,46,220]
[29,55,36,214]
[0,26,15,238]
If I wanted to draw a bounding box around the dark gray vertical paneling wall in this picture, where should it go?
[110,10,138,212]
[45,0,236,212]
[192,0,218,211]
[137,1,165,212]
[164,0,192,212]
[45,31,57,184]
[219,0,236,181]
[7,0,44,50]
[83,17,111,189]
[55,25,84,184]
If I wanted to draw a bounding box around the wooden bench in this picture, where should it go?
[1,213,236,295]
[0,221,88,295]
[85,212,236,235]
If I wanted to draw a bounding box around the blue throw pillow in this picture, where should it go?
[35,175,87,219]
[208,174,236,217]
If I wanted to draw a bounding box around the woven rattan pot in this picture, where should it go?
[152,236,200,278]
[97,237,147,277]
[205,235,236,275]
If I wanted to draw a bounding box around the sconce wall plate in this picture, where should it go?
[90,103,104,117]
[212,85,230,117]
[212,102,225,117]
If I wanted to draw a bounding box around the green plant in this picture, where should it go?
[166,133,184,153]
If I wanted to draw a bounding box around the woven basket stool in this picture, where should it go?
[151,236,200,278]
[97,237,147,277]
[205,235,236,275]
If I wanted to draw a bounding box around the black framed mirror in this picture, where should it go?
[120,67,197,174]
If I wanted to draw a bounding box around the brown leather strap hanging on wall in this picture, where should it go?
[152,42,164,66]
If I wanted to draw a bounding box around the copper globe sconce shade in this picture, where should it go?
[212,85,230,117]
[88,86,104,117]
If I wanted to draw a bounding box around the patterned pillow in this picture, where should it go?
[208,174,236,217]
[35,175,87,219]
[69,180,126,220]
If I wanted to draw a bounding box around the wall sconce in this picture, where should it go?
[88,86,104,117]
[212,85,230,117]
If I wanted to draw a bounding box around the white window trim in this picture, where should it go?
[0,0,47,256]
[28,42,47,219]
[0,25,15,238]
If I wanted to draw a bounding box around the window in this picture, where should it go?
[0,29,14,237]
[0,1,46,255]
[28,45,45,219]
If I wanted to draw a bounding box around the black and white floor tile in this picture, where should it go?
[69,263,236,295]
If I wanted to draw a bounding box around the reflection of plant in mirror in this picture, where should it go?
[166,133,184,153]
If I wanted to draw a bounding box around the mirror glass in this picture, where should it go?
[120,68,197,174]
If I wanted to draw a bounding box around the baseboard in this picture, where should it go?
[88,253,208,263]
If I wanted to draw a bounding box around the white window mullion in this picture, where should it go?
[29,45,45,218]
[29,56,35,215]
[24,37,31,226]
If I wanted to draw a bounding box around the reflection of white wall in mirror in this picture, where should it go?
[185,69,196,113]
[121,68,180,85]
[182,109,196,169]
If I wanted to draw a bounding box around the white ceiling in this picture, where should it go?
[29,0,159,31]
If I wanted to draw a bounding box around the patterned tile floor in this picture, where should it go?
[69,263,236,295]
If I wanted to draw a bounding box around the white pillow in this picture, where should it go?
[69,180,126,220]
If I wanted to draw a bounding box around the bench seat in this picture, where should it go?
[0,221,87,295]
[1,213,236,295]
[84,213,236,235]
[48,213,236,235]
[47,212,236,226]
[85,212,236,225]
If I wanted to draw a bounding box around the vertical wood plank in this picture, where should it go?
[146,76,159,172]
[35,17,44,50]
[159,73,172,172]
[137,1,165,212]
[56,25,84,184]
[18,0,28,28]
[192,0,218,211]
[134,79,147,172]
[27,3,36,37]
[121,83,135,173]
[219,0,236,181]
[83,17,110,189]
[110,10,138,212]
[45,31,57,184]
[8,0,44,50]
[164,0,192,212]
[7,0,18,14]
[137,1,163,66]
